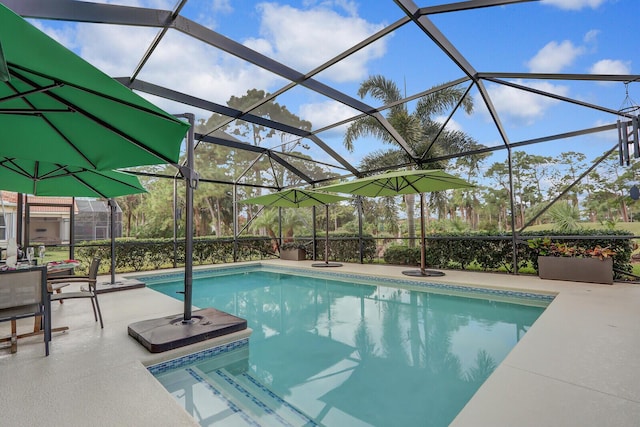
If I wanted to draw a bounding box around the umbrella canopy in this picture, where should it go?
[241,188,349,208]
[0,158,146,198]
[0,4,189,170]
[318,169,474,276]
[0,39,9,82]
[240,188,350,267]
[318,169,473,197]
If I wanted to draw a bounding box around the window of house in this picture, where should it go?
[0,213,12,241]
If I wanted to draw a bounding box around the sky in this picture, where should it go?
[20,0,640,182]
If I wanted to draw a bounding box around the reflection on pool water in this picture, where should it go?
[145,266,550,427]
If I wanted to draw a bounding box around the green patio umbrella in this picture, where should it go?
[0,157,147,285]
[0,158,146,198]
[318,169,474,277]
[240,188,350,267]
[0,4,189,170]
[0,39,9,82]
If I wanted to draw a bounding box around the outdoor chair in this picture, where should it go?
[0,266,51,355]
[48,257,103,328]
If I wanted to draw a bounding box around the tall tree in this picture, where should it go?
[343,75,476,246]
[199,89,315,228]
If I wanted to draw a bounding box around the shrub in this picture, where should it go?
[383,245,420,265]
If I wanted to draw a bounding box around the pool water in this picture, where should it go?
[147,267,548,427]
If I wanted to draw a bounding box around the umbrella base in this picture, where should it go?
[128,307,247,353]
[312,262,343,268]
[402,269,445,277]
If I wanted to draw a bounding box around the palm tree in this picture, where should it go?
[343,75,475,246]
[250,207,309,251]
[547,201,582,232]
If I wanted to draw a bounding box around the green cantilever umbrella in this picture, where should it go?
[240,188,350,267]
[0,158,146,198]
[0,39,9,82]
[318,169,474,277]
[0,3,192,304]
[0,4,189,170]
[0,157,148,285]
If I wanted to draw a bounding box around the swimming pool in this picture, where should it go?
[144,265,550,426]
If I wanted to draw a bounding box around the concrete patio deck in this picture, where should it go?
[1,260,638,426]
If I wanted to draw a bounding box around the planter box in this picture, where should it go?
[280,248,306,261]
[537,256,613,285]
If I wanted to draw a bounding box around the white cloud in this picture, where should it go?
[591,119,618,140]
[28,3,387,121]
[303,0,360,17]
[211,0,233,14]
[541,0,606,10]
[434,115,462,132]
[75,23,158,77]
[299,100,360,133]
[479,80,570,126]
[583,29,600,44]
[30,20,79,51]
[32,19,282,110]
[527,40,584,73]
[589,59,632,75]
[248,3,387,82]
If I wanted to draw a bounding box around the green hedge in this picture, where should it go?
[72,233,374,274]
[72,230,633,280]
[381,230,633,278]
[383,245,420,265]
[289,233,376,263]
[74,236,276,274]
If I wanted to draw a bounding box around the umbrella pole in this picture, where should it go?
[420,192,426,275]
[181,113,196,323]
[325,204,329,264]
[311,203,342,268]
[109,198,116,284]
[403,192,443,277]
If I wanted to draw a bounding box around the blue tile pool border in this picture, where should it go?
[131,263,555,303]
[148,337,249,375]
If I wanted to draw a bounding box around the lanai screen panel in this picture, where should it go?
[5,0,638,191]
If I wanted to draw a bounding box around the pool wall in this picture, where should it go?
[148,338,249,375]
[133,263,555,307]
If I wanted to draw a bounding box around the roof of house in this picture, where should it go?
[1,191,76,213]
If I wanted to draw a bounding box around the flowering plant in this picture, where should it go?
[280,242,307,251]
[528,238,615,260]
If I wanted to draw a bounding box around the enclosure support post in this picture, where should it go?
[506,148,518,274]
[278,206,283,252]
[172,174,178,268]
[16,193,23,247]
[70,197,75,260]
[420,193,427,275]
[312,205,317,260]
[358,196,364,264]
[233,183,238,262]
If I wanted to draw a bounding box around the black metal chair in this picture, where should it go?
[48,258,103,328]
